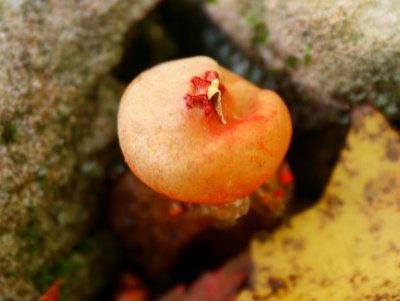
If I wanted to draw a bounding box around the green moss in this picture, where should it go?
[4,271,19,278]
[245,11,260,27]
[35,123,46,134]
[52,188,62,201]
[253,23,269,44]
[36,165,50,190]
[75,236,97,253]
[18,222,41,242]
[1,122,18,144]
[285,56,300,71]
[51,143,64,155]
[36,165,49,178]
[245,0,269,45]
[71,125,84,145]
[80,161,103,177]
[32,233,117,300]
[303,43,313,66]
[34,256,83,292]
[11,153,27,165]
[15,209,45,264]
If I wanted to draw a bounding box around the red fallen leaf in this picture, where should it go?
[184,70,225,116]
[115,290,148,301]
[114,272,149,301]
[159,253,250,301]
[38,279,62,301]
[278,166,294,185]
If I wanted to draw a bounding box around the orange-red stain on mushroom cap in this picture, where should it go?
[118,56,292,204]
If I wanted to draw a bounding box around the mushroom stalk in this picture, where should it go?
[115,56,293,278]
[110,163,293,279]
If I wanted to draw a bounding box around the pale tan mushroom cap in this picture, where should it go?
[118,56,291,203]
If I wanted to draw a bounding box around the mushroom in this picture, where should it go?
[118,56,292,204]
[113,56,293,278]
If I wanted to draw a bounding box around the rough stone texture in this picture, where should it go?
[4,231,119,301]
[0,0,158,300]
[205,0,400,127]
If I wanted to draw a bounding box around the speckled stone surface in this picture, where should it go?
[205,0,400,127]
[0,0,158,300]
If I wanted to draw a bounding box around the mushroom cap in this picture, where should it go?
[118,56,292,203]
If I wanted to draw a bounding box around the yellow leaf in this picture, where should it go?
[238,106,400,301]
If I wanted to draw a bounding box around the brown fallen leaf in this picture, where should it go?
[237,105,400,301]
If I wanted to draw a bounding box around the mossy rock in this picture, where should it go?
[0,0,159,300]
[205,0,400,128]
[2,231,119,301]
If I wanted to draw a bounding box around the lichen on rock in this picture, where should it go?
[205,0,400,127]
[0,0,159,300]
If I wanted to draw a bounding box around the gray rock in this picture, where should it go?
[0,0,158,300]
[205,0,400,127]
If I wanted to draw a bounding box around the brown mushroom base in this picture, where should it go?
[109,163,293,280]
